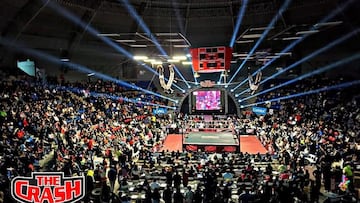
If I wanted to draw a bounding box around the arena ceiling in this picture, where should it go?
[0,0,359,83]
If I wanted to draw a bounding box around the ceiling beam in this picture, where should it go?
[184,0,192,34]
[129,1,149,35]
[0,0,49,62]
[66,0,104,58]
[229,0,235,32]
[1,0,49,41]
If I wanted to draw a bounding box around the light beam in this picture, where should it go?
[242,80,360,108]
[232,0,355,92]
[56,86,175,109]
[0,37,177,102]
[120,0,191,88]
[227,0,292,85]
[229,0,249,48]
[235,28,360,96]
[241,52,360,102]
[44,0,185,92]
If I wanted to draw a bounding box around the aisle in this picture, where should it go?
[161,134,183,152]
[239,135,268,154]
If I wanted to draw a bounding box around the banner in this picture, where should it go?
[17,59,35,76]
[153,108,167,115]
[252,106,267,115]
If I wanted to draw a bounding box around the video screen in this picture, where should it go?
[193,90,222,110]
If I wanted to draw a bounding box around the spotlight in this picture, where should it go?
[173,55,187,60]
[225,85,228,88]
[235,94,239,97]
[133,56,148,60]
[167,59,180,63]
[230,89,234,92]
[151,61,163,65]
[182,61,192,65]
[144,59,156,63]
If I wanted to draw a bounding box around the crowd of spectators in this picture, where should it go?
[236,76,360,201]
[0,71,359,203]
[0,72,172,202]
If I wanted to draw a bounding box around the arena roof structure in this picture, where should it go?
[0,0,359,87]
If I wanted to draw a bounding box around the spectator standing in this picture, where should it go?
[163,185,173,203]
[152,188,161,203]
[194,186,203,203]
[107,165,117,192]
[173,187,184,203]
[173,171,182,189]
[150,179,160,191]
[185,186,194,203]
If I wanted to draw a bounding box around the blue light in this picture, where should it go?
[235,28,360,94]
[171,0,186,34]
[227,0,292,85]
[231,0,356,92]
[190,65,198,84]
[243,80,360,108]
[0,37,177,103]
[173,65,192,90]
[241,52,360,102]
[260,29,359,85]
[120,0,191,88]
[46,0,185,92]
[120,0,167,56]
[57,86,174,109]
[229,0,248,47]
[317,0,355,25]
